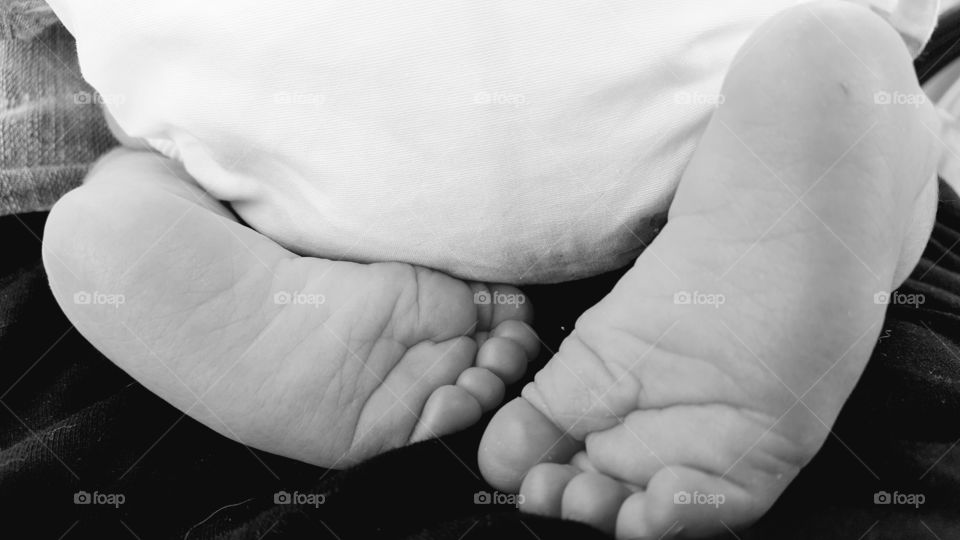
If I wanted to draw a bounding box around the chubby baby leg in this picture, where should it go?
[479,2,940,538]
[43,148,539,467]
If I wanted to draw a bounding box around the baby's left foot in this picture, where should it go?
[479,3,941,538]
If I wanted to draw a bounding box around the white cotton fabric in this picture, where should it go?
[48,0,939,283]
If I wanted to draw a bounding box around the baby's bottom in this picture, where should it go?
[478,2,940,538]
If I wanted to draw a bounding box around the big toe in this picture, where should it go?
[478,396,582,492]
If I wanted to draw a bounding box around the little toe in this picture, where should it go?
[616,465,757,540]
[410,385,483,442]
[492,320,540,360]
[476,336,528,384]
[519,463,580,517]
[569,450,600,473]
[561,472,633,535]
[478,397,583,492]
[456,367,505,411]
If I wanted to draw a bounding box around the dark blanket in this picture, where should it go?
[4,12,960,540]
[3,195,960,540]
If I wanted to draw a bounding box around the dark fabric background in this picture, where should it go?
[3,183,960,540]
[3,9,960,540]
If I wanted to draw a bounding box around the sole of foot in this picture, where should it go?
[478,2,941,537]
[43,148,541,468]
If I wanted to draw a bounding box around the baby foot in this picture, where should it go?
[42,149,539,468]
[479,3,940,537]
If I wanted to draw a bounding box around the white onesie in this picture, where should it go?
[48,0,939,283]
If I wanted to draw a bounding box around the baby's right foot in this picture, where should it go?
[43,148,539,467]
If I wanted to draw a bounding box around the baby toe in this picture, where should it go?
[519,462,580,517]
[569,450,601,473]
[410,385,483,442]
[561,472,633,535]
[476,336,528,384]
[455,367,505,411]
[478,397,583,492]
[492,319,540,360]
